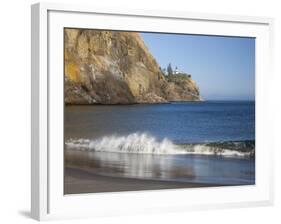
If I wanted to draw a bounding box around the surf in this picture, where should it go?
[65,133,254,158]
[65,133,182,154]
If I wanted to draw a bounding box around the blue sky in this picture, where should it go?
[141,32,255,100]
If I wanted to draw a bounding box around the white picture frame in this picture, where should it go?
[31,2,274,221]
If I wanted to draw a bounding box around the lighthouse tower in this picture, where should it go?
[174,66,179,74]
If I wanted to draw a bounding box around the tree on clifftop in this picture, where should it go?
[167,63,173,76]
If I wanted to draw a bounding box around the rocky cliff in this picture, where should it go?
[64,29,202,104]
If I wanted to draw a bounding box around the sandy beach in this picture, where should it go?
[64,167,221,194]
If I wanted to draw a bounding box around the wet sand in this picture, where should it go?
[64,167,222,194]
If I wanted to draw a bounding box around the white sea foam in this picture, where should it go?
[181,144,253,157]
[65,133,253,157]
[66,133,183,154]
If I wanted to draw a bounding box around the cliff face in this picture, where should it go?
[64,29,202,104]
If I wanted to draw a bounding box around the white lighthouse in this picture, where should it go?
[174,66,179,75]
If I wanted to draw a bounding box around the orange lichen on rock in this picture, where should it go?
[65,63,80,82]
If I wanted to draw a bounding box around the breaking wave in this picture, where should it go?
[66,133,181,154]
[65,133,254,158]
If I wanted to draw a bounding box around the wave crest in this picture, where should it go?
[66,133,183,154]
[65,133,254,157]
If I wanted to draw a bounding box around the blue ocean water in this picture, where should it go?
[65,101,255,144]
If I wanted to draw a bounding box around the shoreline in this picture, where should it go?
[64,100,256,107]
[64,166,224,195]
[64,100,204,106]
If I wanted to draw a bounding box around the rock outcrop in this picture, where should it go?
[64,29,202,104]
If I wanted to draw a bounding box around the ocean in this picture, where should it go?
[65,101,255,187]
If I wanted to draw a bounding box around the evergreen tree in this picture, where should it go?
[167,63,173,76]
